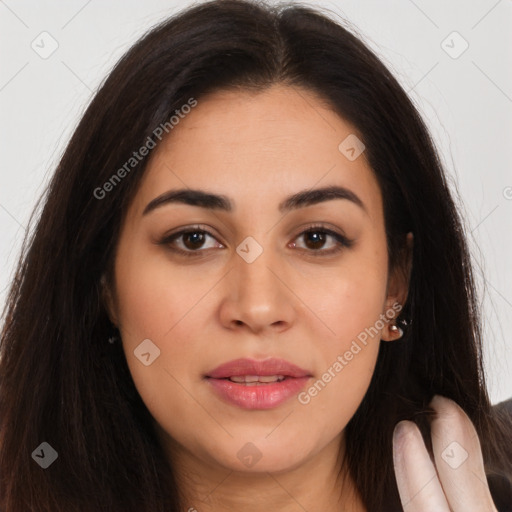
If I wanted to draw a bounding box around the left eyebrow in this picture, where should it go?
[278,185,366,214]
[142,185,367,216]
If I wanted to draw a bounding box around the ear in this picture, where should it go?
[381,232,413,341]
[100,273,119,327]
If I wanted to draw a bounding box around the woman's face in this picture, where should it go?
[106,84,408,475]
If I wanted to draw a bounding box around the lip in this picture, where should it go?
[206,357,311,379]
[204,358,312,410]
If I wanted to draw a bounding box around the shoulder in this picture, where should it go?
[494,397,512,418]
[489,397,512,512]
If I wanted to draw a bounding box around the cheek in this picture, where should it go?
[308,242,389,348]
[296,244,388,420]
[113,238,209,342]
[297,290,383,441]
[112,240,217,400]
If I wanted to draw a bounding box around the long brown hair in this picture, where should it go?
[1,1,511,510]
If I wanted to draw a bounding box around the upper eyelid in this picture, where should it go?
[164,224,350,250]
[166,224,343,239]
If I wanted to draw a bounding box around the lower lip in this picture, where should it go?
[205,377,311,410]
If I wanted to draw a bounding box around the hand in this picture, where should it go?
[392,395,498,511]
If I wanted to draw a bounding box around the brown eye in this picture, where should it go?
[159,225,223,256]
[302,231,328,250]
[159,224,352,258]
[181,231,208,250]
[291,227,352,255]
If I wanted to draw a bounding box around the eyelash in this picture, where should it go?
[158,223,354,258]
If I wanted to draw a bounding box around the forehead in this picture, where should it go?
[129,85,382,220]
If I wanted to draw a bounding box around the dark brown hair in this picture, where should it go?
[1,1,511,510]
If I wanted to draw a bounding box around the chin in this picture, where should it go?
[205,435,314,474]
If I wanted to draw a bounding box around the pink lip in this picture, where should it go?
[206,357,311,379]
[205,358,312,410]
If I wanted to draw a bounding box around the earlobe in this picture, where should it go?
[381,231,414,342]
[388,323,404,339]
[381,315,405,342]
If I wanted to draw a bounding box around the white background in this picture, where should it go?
[0,0,511,403]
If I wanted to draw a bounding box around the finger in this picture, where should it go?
[393,420,451,511]
[430,395,498,512]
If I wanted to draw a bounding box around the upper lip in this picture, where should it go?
[206,358,312,379]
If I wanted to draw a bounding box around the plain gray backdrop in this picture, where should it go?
[0,0,511,403]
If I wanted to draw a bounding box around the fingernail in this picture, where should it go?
[430,394,443,404]
[393,420,409,442]
[430,394,451,408]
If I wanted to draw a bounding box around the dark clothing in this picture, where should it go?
[489,398,512,512]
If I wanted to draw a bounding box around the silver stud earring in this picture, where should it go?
[389,324,404,339]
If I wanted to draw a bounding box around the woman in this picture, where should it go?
[1,0,511,510]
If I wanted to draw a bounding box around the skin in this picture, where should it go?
[103,85,497,511]
[393,396,498,511]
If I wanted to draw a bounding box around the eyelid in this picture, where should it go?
[159,223,224,251]
[289,223,354,256]
[158,222,353,257]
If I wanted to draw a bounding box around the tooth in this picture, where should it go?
[229,376,246,383]
[228,375,286,383]
[258,375,284,383]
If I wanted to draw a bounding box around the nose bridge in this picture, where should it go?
[220,232,295,332]
[234,235,281,302]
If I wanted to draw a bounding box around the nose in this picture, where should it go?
[218,245,296,335]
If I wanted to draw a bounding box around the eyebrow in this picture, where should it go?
[142,185,367,216]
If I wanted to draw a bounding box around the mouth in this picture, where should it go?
[205,357,311,379]
[221,374,288,385]
[204,358,312,409]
